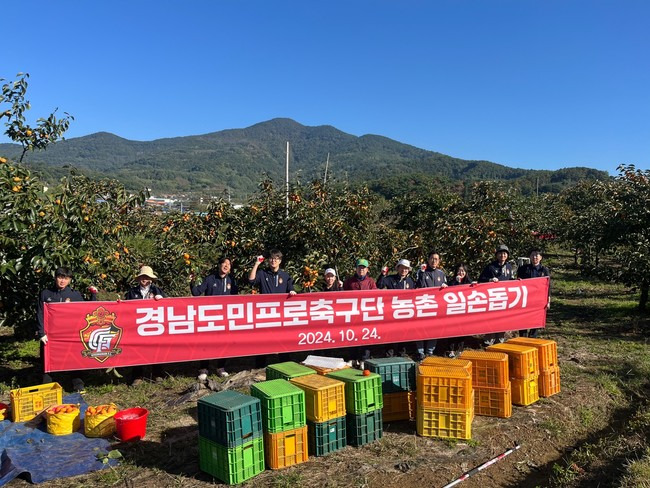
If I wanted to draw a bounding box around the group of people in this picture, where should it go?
[37,245,550,387]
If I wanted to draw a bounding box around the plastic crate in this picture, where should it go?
[266,362,317,381]
[511,376,539,406]
[10,382,63,422]
[346,409,383,446]
[199,435,264,484]
[289,374,346,422]
[307,416,347,456]
[474,385,512,418]
[421,356,473,375]
[487,343,539,380]
[198,390,262,447]
[250,380,306,433]
[264,425,309,469]
[416,406,473,440]
[364,357,416,393]
[382,391,416,422]
[416,365,473,410]
[326,368,383,414]
[538,365,561,397]
[507,337,558,372]
[459,350,510,389]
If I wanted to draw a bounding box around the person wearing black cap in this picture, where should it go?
[414,251,448,360]
[377,259,415,358]
[37,267,98,389]
[517,249,550,338]
[479,244,515,345]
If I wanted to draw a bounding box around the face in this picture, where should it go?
[428,254,441,269]
[397,264,410,277]
[530,252,542,265]
[137,275,152,287]
[324,273,336,286]
[356,265,368,277]
[218,259,231,276]
[55,275,71,290]
[496,251,508,265]
[456,267,466,280]
[269,255,282,270]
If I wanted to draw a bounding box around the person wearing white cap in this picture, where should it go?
[377,259,415,357]
[322,268,343,292]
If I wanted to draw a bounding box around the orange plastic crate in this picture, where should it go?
[487,343,539,380]
[416,406,473,440]
[421,356,472,375]
[264,425,309,469]
[459,350,510,389]
[289,374,346,422]
[511,376,539,406]
[416,365,473,410]
[474,385,512,418]
[538,365,561,397]
[382,391,416,422]
[507,337,558,371]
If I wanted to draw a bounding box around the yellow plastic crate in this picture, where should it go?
[289,374,346,422]
[511,376,539,406]
[10,382,63,422]
[487,343,539,380]
[421,356,472,375]
[382,391,416,422]
[264,425,309,470]
[460,350,510,389]
[416,406,473,440]
[538,366,561,397]
[416,365,473,410]
[507,337,558,372]
[474,385,512,418]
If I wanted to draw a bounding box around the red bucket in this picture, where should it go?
[113,407,149,441]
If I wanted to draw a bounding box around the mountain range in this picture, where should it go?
[0,118,608,200]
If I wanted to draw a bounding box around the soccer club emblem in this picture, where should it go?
[80,306,123,362]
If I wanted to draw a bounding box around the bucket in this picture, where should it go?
[114,407,149,441]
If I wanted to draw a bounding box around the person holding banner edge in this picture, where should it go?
[191,256,238,378]
[517,249,550,338]
[37,266,97,389]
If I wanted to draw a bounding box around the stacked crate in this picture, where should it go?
[266,361,317,381]
[197,390,265,484]
[416,360,474,440]
[487,343,539,406]
[250,379,308,469]
[290,374,347,456]
[365,357,416,422]
[327,368,383,446]
[459,350,512,418]
[508,337,560,397]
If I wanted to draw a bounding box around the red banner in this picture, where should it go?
[44,277,549,372]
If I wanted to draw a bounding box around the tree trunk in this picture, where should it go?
[640,281,649,311]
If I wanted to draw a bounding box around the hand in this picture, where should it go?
[189,273,196,282]
[154,295,163,301]
[338,280,344,288]
[491,277,499,283]
[256,255,265,264]
[381,266,389,276]
[288,290,297,296]
[441,283,448,288]
[88,285,98,294]
[40,334,48,345]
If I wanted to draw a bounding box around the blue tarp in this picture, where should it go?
[0,393,116,486]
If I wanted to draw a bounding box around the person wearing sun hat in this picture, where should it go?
[124,265,166,300]
[124,265,167,385]
[343,258,378,291]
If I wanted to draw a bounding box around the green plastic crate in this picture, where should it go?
[364,357,416,393]
[198,390,262,447]
[307,416,347,456]
[346,409,383,446]
[199,436,265,484]
[266,361,317,381]
[250,379,306,433]
[327,368,383,414]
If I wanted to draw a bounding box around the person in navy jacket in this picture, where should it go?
[414,251,448,360]
[479,244,515,345]
[191,257,237,377]
[377,258,415,358]
[517,249,551,338]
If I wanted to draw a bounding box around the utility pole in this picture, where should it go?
[323,152,330,184]
[285,141,290,218]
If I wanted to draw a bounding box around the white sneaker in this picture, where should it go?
[216,368,229,378]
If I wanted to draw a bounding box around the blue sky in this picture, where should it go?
[2,1,648,175]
